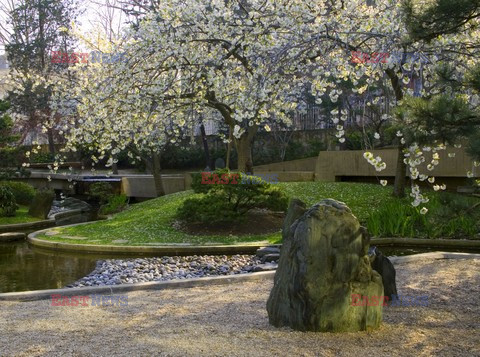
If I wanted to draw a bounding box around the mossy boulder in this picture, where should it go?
[267,199,383,332]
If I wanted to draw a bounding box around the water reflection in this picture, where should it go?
[0,241,100,293]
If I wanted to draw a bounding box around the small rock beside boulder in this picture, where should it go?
[255,246,280,258]
[261,254,280,263]
[369,246,398,301]
[252,263,278,272]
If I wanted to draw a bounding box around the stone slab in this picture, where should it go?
[0,232,26,242]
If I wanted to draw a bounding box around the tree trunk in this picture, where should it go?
[386,68,407,198]
[47,128,55,155]
[199,122,211,169]
[236,132,255,173]
[112,154,119,175]
[393,146,407,198]
[151,150,165,197]
[226,125,233,169]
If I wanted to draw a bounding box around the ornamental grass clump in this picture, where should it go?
[367,192,480,238]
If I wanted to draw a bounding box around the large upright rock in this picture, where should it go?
[28,190,55,219]
[267,199,383,332]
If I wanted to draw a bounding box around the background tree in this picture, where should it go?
[3,0,80,155]
[0,99,20,168]
[402,0,480,163]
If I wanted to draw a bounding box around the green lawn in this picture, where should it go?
[37,182,393,245]
[37,182,479,246]
[0,206,42,225]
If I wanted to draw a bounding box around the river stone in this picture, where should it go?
[52,198,94,225]
[255,246,281,258]
[261,254,280,263]
[28,190,55,219]
[0,232,26,242]
[252,263,278,272]
[266,199,383,332]
[55,197,91,211]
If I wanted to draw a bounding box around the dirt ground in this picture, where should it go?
[0,258,479,357]
[174,209,285,236]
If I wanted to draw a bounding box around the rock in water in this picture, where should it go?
[266,199,383,332]
[368,246,398,301]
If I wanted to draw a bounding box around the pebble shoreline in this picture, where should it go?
[67,254,279,288]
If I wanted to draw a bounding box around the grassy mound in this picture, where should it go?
[37,182,479,246]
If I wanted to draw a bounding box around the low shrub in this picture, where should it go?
[178,170,288,224]
[87,182,114,204]
[0,185,18,217]
[100,194,128,215]
[427,192,480,238]
[0,181,36,205]
[30,152,55,163]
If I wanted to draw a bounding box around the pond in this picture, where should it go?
[0,241,135,293]
[0,241,477,293]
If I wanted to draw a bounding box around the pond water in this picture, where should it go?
[0,241,134,293]
[0,241,477,293]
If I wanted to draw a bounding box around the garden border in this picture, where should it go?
[0,252,478,302]
[0,209,93,234]
[27,222,480,255]
[0,219,55,234]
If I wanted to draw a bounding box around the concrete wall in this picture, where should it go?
[315,147,479,181]
[13,173,187,198]
[255,171,315,182]
[121,175,185,198]
[253,157,317,172]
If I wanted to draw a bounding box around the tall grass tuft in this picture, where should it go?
[367,192,480,238]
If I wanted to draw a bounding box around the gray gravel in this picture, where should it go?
[67,255,278,288]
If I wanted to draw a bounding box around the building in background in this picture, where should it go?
[0,54,9,98]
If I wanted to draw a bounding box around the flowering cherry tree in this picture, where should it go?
[49,24,186,196]
[46,0,480,206]
[102,0,318,173]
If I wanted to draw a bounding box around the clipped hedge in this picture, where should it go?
[0,185,18,217]
[178,169,288,224]
[0,181,36,205]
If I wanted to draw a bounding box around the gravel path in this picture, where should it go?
[0,258,479,357]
